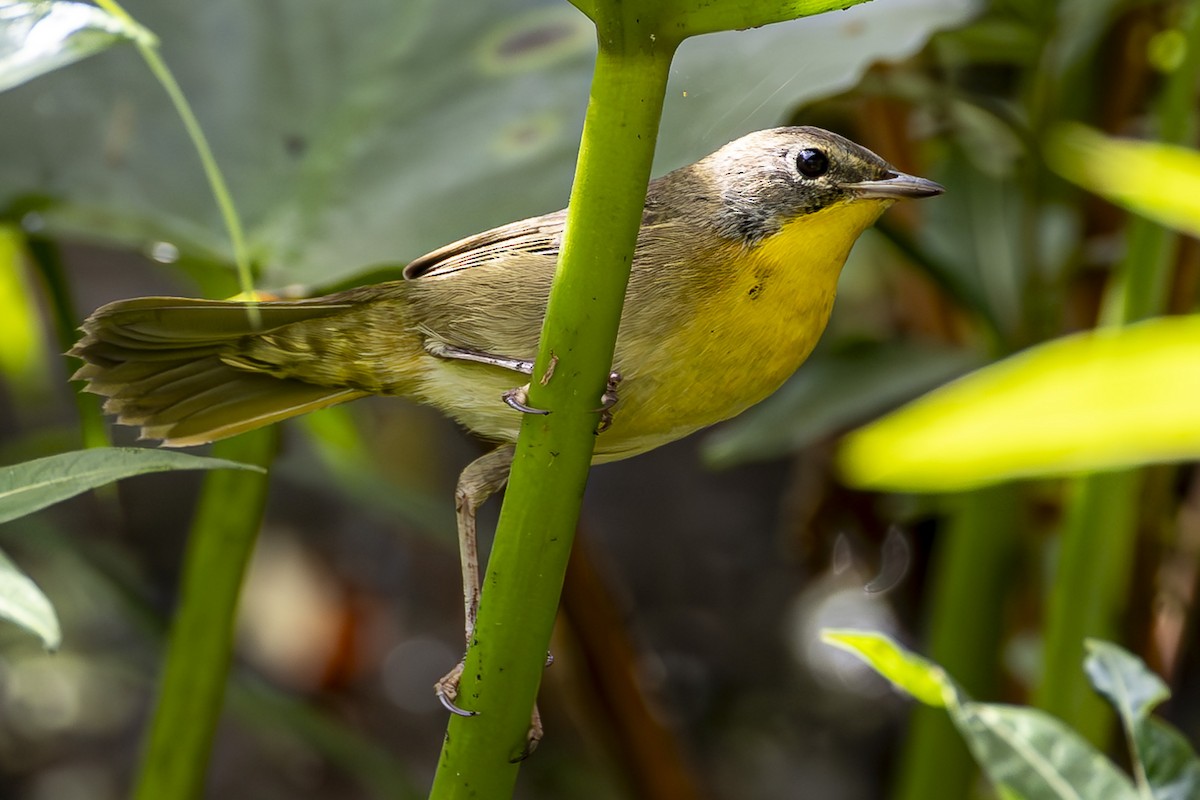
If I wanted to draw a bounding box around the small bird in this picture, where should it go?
[70,125,942,725]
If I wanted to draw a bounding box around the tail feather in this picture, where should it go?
[70,296,368,446]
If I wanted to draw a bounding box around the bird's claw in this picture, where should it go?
[503,384,550,415]
[595,371,622,433]
[435,661,477,717]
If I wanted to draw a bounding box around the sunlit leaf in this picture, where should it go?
[703,340,979,468]
[0,224,50,398]
[0,447,265,525]
[956,704,1139,800]
[826,630,1141,799]
[838,315,1200,491]
[0,546,59,649]
[0,0,980,285]
[0,1,150,93]
[1048,124,1200,239]
[821,629,952,707]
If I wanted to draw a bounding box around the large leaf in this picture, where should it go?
[0,0,980,286]
[0,546,59,649]
[838,315,1200,491]
[0,1,149,93]
[703,340,980,468]
[0,447,264,525]
[1048,124,1200,239]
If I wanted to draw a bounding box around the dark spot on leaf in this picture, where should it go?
[498,22,576,58]
[283,134,307,158]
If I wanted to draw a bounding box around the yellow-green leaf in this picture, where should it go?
[821,629,952,707]
[1048,124,1200,239]
[838,316,1200,491]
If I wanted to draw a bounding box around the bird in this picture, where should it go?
[69,125,942,733]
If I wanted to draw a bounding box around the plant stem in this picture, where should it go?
[131,430,276,800]
[93,0,258,307]
[1035,0,1200,743]
[895,486,1023,800]
[427,21,678,800]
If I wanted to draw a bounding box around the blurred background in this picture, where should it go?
[1,0,1199,797]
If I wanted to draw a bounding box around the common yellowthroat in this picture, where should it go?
[70,126,941,718]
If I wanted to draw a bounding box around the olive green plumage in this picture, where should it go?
[70,127,942,455]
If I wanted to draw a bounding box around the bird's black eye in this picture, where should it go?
[796,148,829,178]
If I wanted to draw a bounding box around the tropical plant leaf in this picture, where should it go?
[0,0,150,93]
[0,546,59,649]
[1083,641,1200,800]
[838,315,1200,491]
[829,631,1142,800]
[955,703,1139,800]
[1048,124,1200,239]
[821,629,953,708]
[1135,719,1200,800]
[1084,640,1169,731]
[0,0,980,285]
[0,447,264,525]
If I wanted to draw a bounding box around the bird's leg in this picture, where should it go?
[424,340,534,375]
[424,340,550,416]
[435,444,515,716]
[434,444,550,753]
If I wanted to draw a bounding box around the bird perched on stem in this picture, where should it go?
[70,125,942,739]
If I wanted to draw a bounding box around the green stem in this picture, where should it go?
[93,0,257,307]
[894,486,1023,800]
[427,21,678,799]
[1035,0,1200,744]
[24,233,110,449]
[1035,471,1141,742]
[131,430,276,800]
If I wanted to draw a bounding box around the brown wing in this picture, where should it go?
[402,210,567,280]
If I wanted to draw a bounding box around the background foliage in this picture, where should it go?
[1,0,1199,798]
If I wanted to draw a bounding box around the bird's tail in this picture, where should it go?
[70,296,370,446]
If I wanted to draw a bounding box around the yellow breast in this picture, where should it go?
[594,198,889,460]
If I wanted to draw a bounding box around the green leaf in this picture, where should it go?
[0,546,59,649]
[0,447,264,525]
[1083,640,1167,797]
[1083,640,1169,728]
[0,0,979,285]
[1048,124,1200,239]
[0,1,150,93]
[956,703,1139,800]
[1082,641,1200,800]
[703,340,980,468]
[821,629,953,707]
[838,315,1200,491]
[1136,719,1200,800]
[831,632,1141,800]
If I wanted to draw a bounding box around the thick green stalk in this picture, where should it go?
[895,486,1022,800]
[427,2,872,795]
[131,430,276,800]
[1035,2,1200,743]
[427,23,678,797]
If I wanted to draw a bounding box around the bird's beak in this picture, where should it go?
[845,171,945,200]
